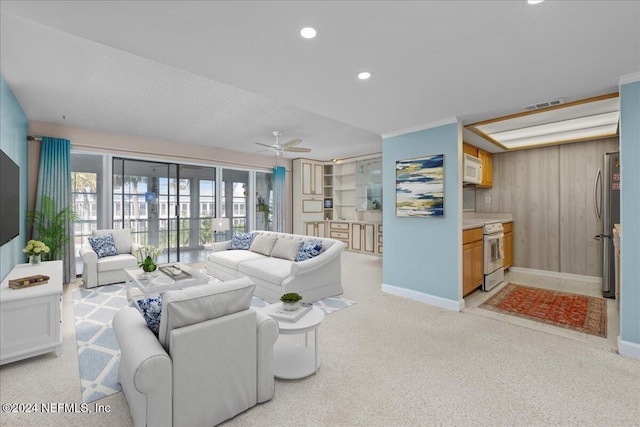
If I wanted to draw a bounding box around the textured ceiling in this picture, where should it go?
[1,1,638,159]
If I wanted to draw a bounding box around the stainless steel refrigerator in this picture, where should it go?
[593,151,620,298]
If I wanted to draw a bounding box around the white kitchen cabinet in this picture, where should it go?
[1,261,63,365]
[301,160,324,196]
[351,223,362,251]
[294,159,327,234]
[305,221,326,238]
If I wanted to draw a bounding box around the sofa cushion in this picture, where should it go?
[157,277,255,351]
[96,253,138,272]
[137,296,163,336]
[208,250,265,270]
[270,238,303,261]
[249,234,278,256]
[228,232,258,250]
[238,257,294,285]
[296,238,323,262]
[93,228,132,255]
[88,234,118,258]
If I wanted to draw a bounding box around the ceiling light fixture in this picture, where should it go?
[357,71,372,80]
[527,0,544,4]
[466,93,620,151]
[300,27,317,39]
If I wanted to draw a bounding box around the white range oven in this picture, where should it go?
[482,221,504,291]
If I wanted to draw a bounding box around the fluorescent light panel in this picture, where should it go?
[467,94,620,150]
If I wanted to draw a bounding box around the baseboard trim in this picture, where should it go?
[381,283,463,312]
[618,336,640,360]
[508,267,601,284]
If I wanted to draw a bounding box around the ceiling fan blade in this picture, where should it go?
[282,138,302,148]
[255,142,277,149]
[284,147,311,152]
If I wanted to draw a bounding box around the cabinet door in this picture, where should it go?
[477,149,493,188]
[463,143,478,157]
[301,162,313,195]
[313,163,324,196]
[317,221,326,238]
[364,223,375,253]
[305,222,317,237]
[351,223,362,251]
[504,232,513,269]
[463,243,474,296]
[302,199,324,213]
[471,240,484,287]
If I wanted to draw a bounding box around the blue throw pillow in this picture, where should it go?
[228,232,258,250]
[295,238,323,262]
[137,296,163,336]
[88,234,118,258]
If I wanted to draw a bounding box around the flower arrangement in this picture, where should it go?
[23,240,50,264]
[280,292,303,310]
[134,245,163,273]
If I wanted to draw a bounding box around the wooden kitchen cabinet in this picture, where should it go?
[463,227,484,297]
[463,143,478,157]
[477,148,493,188]
[503,222,514,269]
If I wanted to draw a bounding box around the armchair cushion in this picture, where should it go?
[87,234,118,258]
[296,238,323,262]
[137,296,163,336]
[92,228,133,254]
[157,277,255,351]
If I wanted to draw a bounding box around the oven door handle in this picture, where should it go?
[484,233,504,240]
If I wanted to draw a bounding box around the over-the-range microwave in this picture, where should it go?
[463,154,482,184]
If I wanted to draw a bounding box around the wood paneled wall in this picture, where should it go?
[476,137,619,276]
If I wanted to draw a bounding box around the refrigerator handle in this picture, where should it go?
[593,168,602,223]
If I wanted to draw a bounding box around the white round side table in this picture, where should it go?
[264,304,325,379]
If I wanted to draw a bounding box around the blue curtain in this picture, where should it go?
[273,166,286,232]
[35,137,75,283]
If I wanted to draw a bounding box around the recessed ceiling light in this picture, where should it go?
[527,0,544,4]
[300,27,317,39]
[357,71,372,80]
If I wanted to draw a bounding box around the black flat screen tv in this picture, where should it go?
[0,150,20,246]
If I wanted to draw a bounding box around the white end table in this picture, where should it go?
[262,303,325,379]
[0,261,63,365]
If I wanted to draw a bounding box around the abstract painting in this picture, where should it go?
[396,154,444,217]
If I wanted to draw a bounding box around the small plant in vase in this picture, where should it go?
[134,245,163,278]
[22,240,50,265]
[280,292,303,311]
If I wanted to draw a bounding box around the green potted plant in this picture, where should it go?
[280,292,303,311]
[134,245,163,278]
[25,195,79,261]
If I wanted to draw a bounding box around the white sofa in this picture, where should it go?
[206,231,345,303]
[79,228,140,288]
[113,277,279,427]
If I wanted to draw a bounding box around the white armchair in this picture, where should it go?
[79,228,140,288]
[113,277,279,427]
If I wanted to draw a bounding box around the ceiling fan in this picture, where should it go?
[255,131,311,156]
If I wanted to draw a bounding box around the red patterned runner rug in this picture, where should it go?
[480,283,607,337]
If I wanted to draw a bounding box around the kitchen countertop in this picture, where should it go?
[462,213,513,230]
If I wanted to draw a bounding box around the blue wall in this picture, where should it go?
[382,120,461,309]
[619,78,640,350]
[0,74,29,281]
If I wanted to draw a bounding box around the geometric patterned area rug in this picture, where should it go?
[480,283,606,338]
[72,283,356,403]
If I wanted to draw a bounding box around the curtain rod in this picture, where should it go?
[27,135,42,141]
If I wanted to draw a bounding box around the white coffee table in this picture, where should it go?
[124,263,209,303]
[262,303,325,379]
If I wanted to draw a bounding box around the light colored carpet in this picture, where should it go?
[1,251,639,426]
[70,281,356,404]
